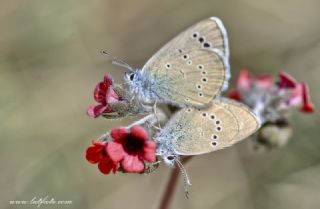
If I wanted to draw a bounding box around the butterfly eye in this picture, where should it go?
[167,156,175,161]
[129,73,135,81]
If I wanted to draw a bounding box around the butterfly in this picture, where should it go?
[155,98,261,166]
[118,17,230,107]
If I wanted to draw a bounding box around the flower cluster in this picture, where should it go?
[86,126,156,174]
[228,68,315,149]
[228,69,314,122]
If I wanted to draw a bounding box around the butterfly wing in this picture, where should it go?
[141,17,230,107]
[220,98,262,141]
[157,98,260,155]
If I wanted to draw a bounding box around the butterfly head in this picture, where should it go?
[124,69,154,104]
[156,142,178,167]
[125,70,140,83]
[125,70,141,91]
[163,154,179,167]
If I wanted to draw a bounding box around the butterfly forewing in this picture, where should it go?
[141,17,230,107]
[147,49,227,107]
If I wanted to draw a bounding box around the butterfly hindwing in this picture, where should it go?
[141,17,230,107]
[156,98,260,155]
[221,98,261,142]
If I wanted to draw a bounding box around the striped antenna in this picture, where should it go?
[100,50,134,72]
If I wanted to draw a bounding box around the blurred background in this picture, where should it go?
[1,0,319,208]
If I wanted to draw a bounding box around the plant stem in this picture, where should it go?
[158,156,193,209]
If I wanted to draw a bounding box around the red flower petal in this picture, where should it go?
[143,141,156,163]
[130,126,149,141]
[85,141,106,164]
[300,83,315,113]
[86,147,102,164]
[92,140,106,146]
[289,84,303,106]
[87,104,112,118]
[93,75,115,103]
[106,141,126,162]
[106,88,119,104]
[228,89,241,101]
[256,74,274,89]
[98,157,116,175]
[112,163,119,174]
[279,72,297,89]
[103,74,114,87]
[121,155,145,173]
[237,68,253,90]
[110,128,128,142]
[94,82,108,103]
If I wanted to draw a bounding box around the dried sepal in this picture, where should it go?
[144,159,160,174]
[103,85,152,119]
[255,120,293,150]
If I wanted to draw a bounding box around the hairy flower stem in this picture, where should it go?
[158,156,193,209]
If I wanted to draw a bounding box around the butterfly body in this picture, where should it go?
[125,69,156,104]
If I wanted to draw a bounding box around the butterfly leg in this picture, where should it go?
[152,101,162,129]
[144,120,162,133]
[126,110,166,130]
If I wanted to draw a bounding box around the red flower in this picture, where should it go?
[236,69,273,90]
[107,126,156,173]
[237,68,253,90]
[86,140,120,174]
[256,74,274,90]
[228,89,241,101]
[279,72,297,89]
[87,75,120,118]
[278,72,313,112]
[229,69,315,116]
[301,83,314,113]
[228,69,274,100]
[287,82,314,113]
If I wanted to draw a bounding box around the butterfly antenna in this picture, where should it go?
[100,50,134,72]
[176,159,192,198]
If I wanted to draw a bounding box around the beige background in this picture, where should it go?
[0,0,319,208]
